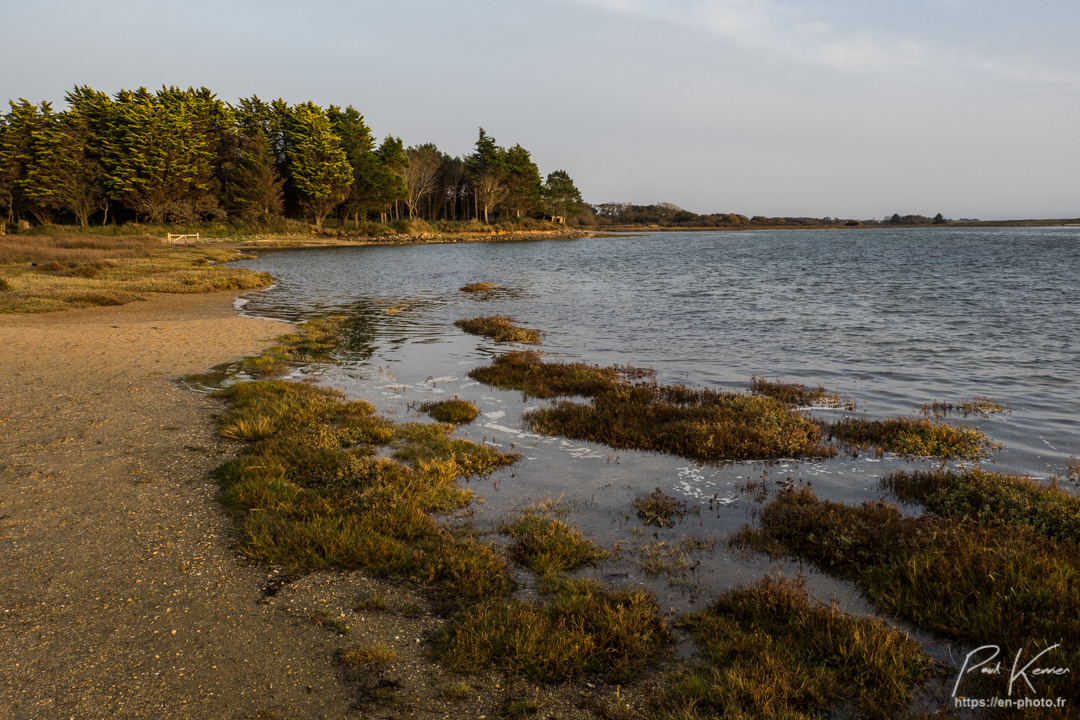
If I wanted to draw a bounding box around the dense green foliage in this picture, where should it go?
[0,86,583,230]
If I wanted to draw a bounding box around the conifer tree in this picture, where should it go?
[542,170,584,223]
[503,143,542,218]
[287,105,352,230]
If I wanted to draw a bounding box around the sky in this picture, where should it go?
[2,0,1077,220]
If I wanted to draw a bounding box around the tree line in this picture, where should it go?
[0,85,587,231]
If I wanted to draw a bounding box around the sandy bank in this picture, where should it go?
[0,293,367,719]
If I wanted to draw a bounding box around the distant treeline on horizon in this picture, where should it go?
[0,85,588,232]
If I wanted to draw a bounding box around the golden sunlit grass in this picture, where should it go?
[210,321,520,602]
[0,235,270,312]
[419,397,480,424]
[434,577,671,683]
[826,416,997,461]
[732,475,1080,707]
[751,376,843,407]
[469,351,836,462]
[454,315,542,344]
[662,574,931,720]
[499,502,609,576]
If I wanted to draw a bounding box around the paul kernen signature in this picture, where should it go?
[953,644,1071,697]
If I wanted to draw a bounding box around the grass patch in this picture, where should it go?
[0,235,271,312]
[454,316,542,344]
[355,592,389,613]
[234,315,345,378]
[439,681,472,699]
[662,574,931,720]
[470,351,836,463]
[211,322,520,602]
[339,643,396,668]
[419,397,479,424]
[751,376,844,408]
[499,503,609,576]
[434,577,671,683]
[460,282,499,293]
[882,467,1080,545]
[733,485,1080,703]
[311,610,350,635]
[631,488,699,528]
[826,416,997,461]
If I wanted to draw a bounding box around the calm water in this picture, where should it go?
[231,228,1080,622]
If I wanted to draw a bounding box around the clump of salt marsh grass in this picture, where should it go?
[631,488,699,528]
[732,485,1080,702]
[663,574,931,720]
[459,281,499,293]
[499,503,608,576]
[826,416,997,461]
[212,324,520,601]
[433,577,671,683]
[236,316,345,378]
[751,375,844,407]
[470,351,835,463]
[454,315,541,344]
[419,397,479,424]
[882,466,1080,545]
[339,643,396,668]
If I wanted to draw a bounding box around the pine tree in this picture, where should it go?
[503,144,542,218]
[542,170,584,223]
[288,105,352,230]
[226,130,284,221]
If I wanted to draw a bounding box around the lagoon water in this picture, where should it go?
[233,227,1079,621]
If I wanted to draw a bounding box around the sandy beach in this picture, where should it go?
[0,293,367,719]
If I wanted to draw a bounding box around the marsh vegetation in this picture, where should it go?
[0,235,271,312]
[454,315,542,344]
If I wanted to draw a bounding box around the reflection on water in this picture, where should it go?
[231,228,1080,619]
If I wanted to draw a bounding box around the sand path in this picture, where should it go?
[0,293,364,719]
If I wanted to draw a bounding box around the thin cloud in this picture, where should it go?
[567,0,1079,89]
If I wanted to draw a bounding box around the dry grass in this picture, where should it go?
[0,235,271,312]
[454,316,542,344]
[339,643,396,669]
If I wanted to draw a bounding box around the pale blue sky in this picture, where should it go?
[3,0,1077,219]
